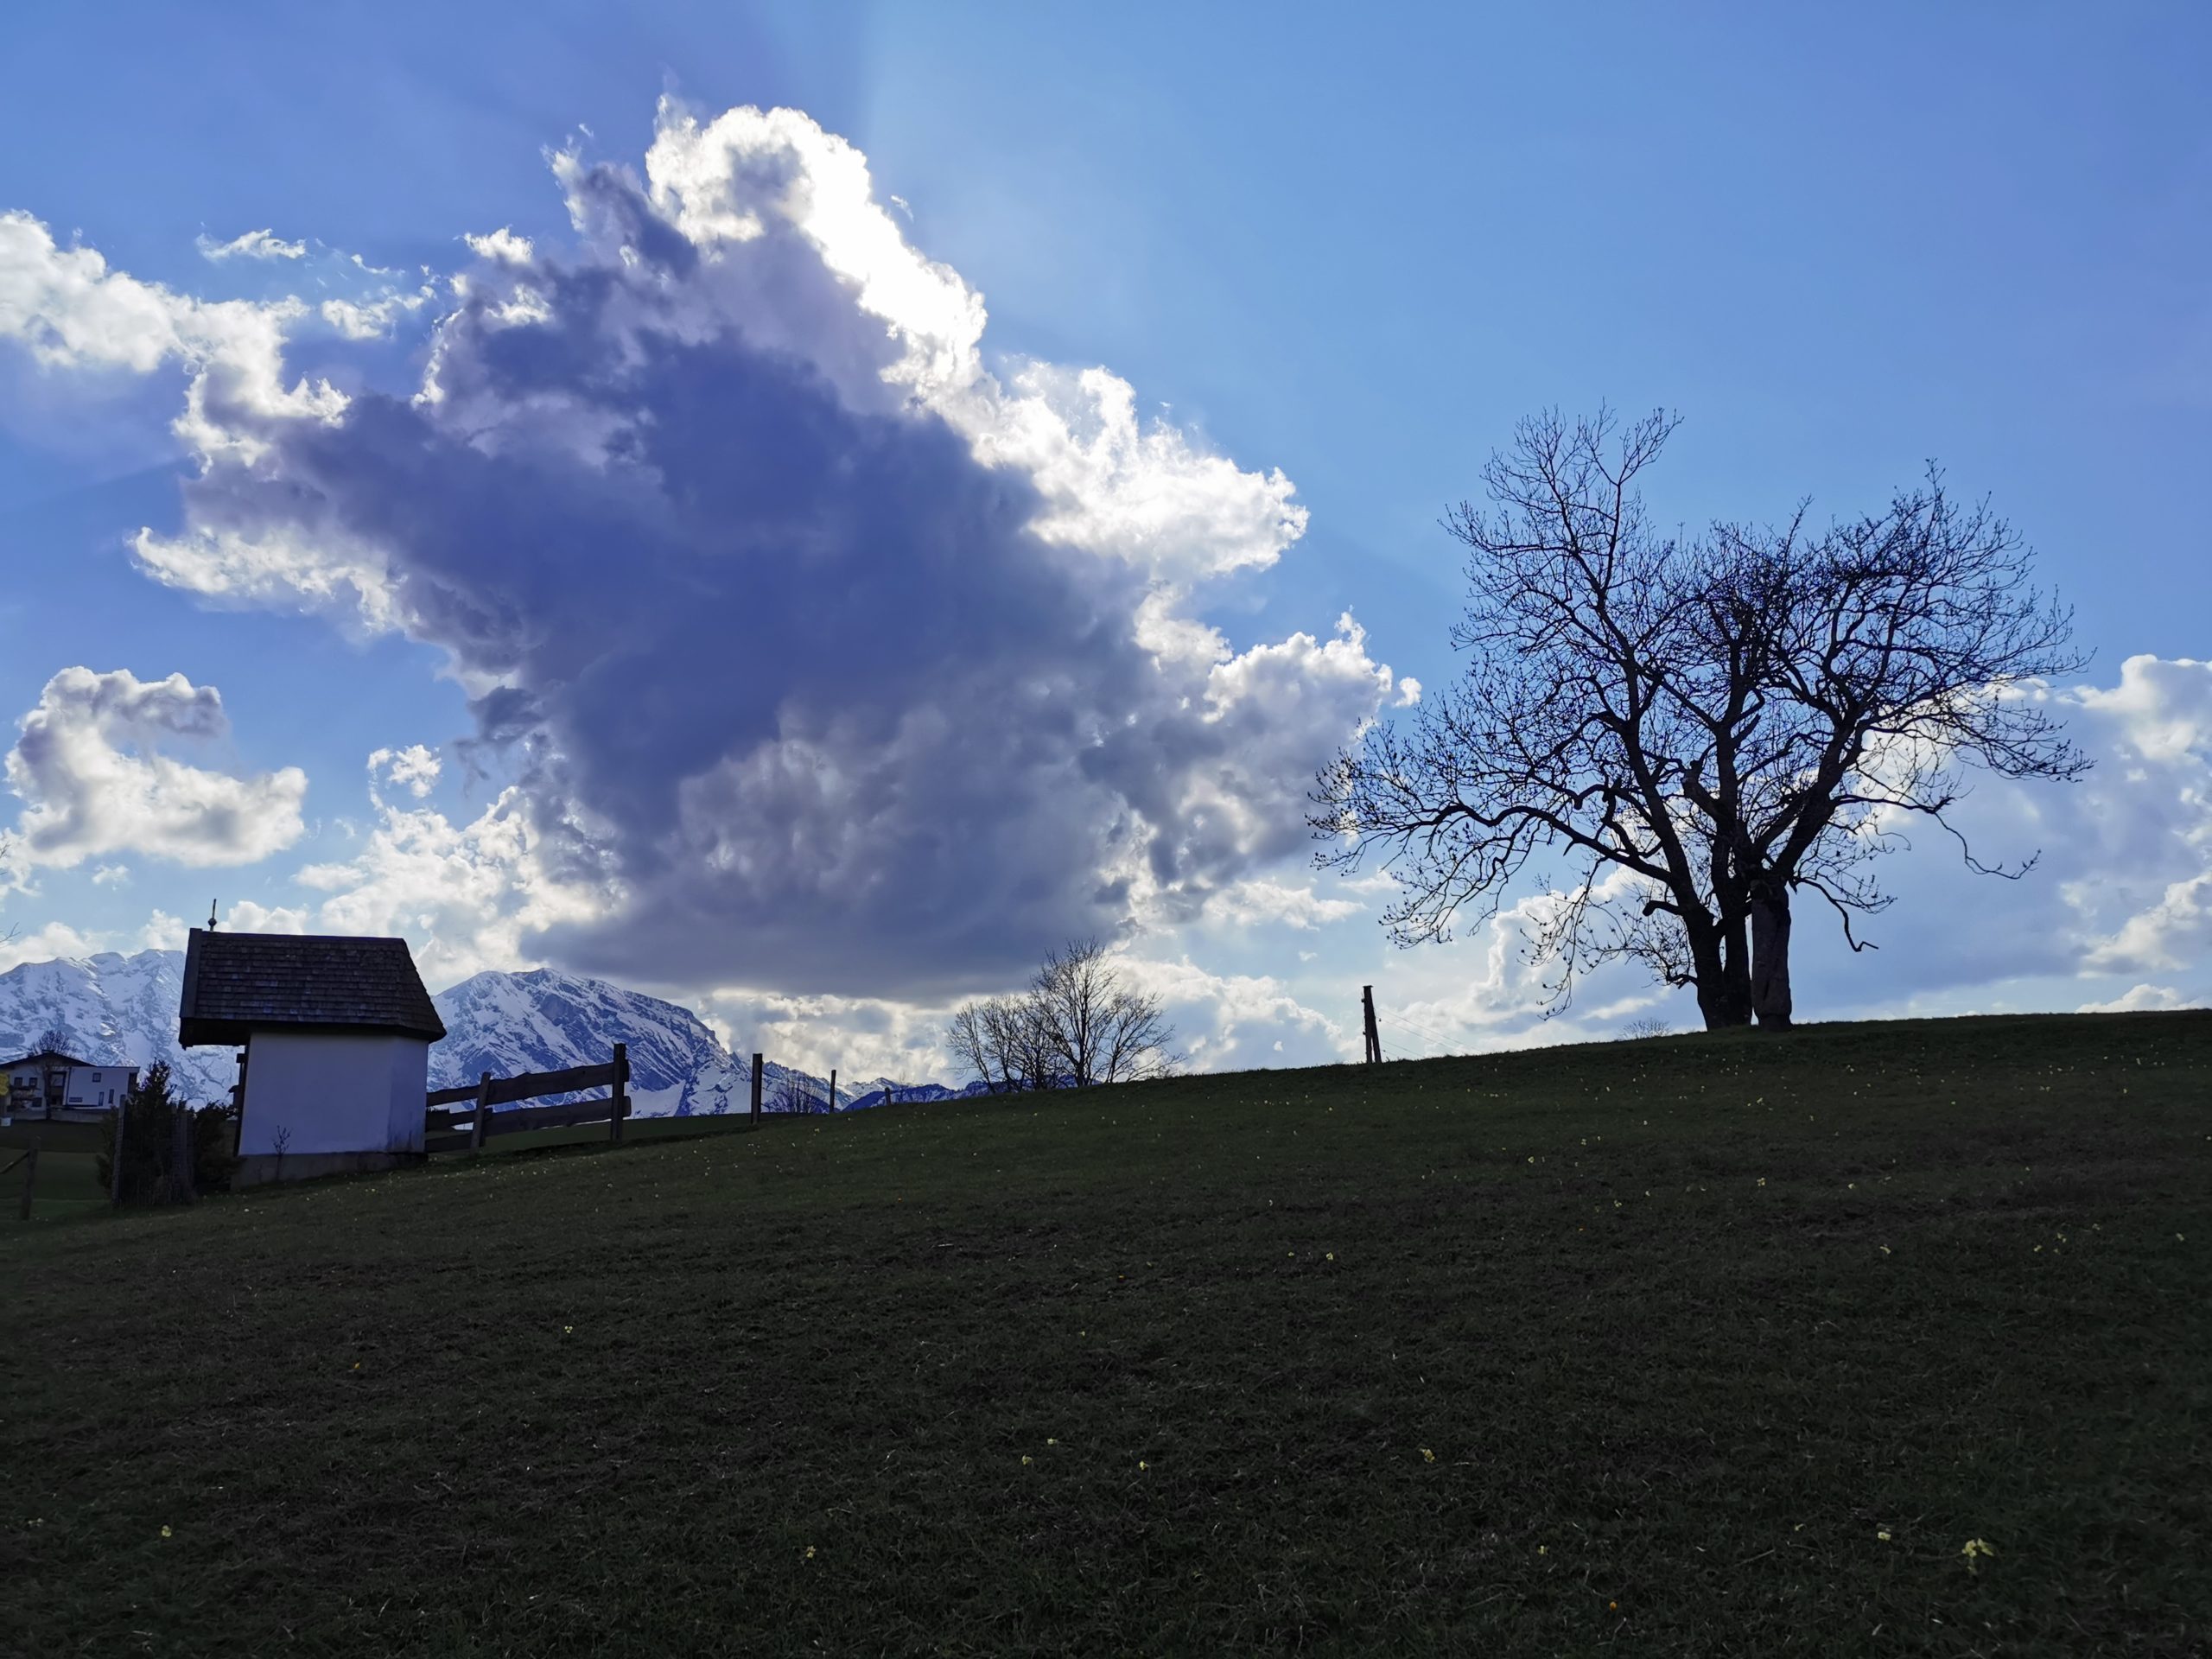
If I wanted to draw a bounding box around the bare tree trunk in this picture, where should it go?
[1749,880,1793,1029]
[1686,917,1752,1031]
[1694,978,1753,1030]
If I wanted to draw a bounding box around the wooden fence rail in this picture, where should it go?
[423,1043,630,1154]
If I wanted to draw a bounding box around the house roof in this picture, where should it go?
[178,928,447,1047]
[4,1050,93,1070]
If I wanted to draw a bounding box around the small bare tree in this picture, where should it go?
[946,1002,1000,1091]
[945,939,1179,1090]
[948,999,1045,1093]
[772,1074,822,1115]
[1033,939,1180,1086]
[1314,409,2086,1030]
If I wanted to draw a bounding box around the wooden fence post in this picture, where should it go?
[470,1070,493,1151]
[750,1056,763,1126]
[610,1042,629,1144]
[828,1068,836,1115]
[16,1141,36,1221]
[110,1092,127,1206]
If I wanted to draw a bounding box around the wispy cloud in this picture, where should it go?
[195,227,305,262]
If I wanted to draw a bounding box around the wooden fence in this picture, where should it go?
[423,1042,631,1154]
[3,1143,36,1219]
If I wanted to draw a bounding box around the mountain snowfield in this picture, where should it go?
[0,950,976,1116]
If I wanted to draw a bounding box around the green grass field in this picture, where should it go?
[4,1012,2207,1656]
[0,1118,111,1222]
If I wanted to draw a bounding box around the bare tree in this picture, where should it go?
[1313,409,2086,1030]
[772,1073,823,1115]
[1029,940,1113,1088]
[944,939,1179,1090]
[946,1001,1007,1092]
[1032,939,1181,1086]
[944,990,1066,1093]
[33,1024,74,1058]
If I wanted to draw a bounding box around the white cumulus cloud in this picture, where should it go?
[0,668,308,885]
[0,209,344,465]
[369,744,442,799]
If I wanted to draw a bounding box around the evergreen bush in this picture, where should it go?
[93,1065,238,1202]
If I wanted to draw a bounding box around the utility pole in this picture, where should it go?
[828,1068,837,1115]
[750,1054,763,1125]
[1362,985,1381,1065]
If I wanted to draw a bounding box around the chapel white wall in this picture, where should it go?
[238,1031,429,1157]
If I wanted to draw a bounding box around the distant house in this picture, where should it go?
[3,1050,138,1122]
[178,928,446,1185]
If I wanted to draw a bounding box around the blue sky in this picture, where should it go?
[2,3,2207,1076]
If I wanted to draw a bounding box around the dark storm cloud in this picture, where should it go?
[127,105,1401,996]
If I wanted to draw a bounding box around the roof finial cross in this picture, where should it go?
[208,899,219,931]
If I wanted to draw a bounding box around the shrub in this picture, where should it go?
[93,1065,237,1203]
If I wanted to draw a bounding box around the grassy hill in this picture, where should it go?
[4,1012,2207,1656]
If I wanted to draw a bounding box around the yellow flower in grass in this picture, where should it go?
[1020,1455,1032,1466]
[1138,1460,1148,1471]
[804,1546,816,1560]
[1961,1538,1996,1572]
[1877,1529,1891,1542]
[1421,1447,1436,1463]
[161,1526,172,1539]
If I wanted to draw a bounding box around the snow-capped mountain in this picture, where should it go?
[431,967,985,1116]
[433,967,759,1116]
[0,947,971,1117]
[0,950,237,1103]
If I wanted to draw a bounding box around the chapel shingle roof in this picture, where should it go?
[178,928,447,1046]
